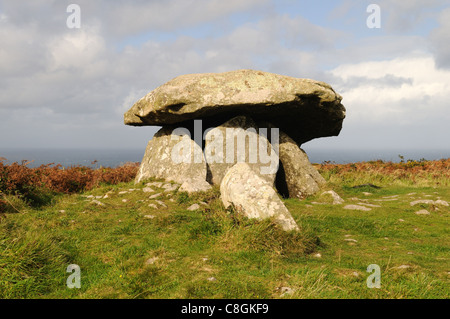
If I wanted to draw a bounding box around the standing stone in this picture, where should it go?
[220,163,300,232]
[135,126,211,192]
[204,115,279,186]
[277,131,326,199]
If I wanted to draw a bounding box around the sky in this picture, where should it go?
[0,0,449,153]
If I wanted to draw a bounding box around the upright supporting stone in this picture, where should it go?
[204,115,278,186]
[135,126,211,193]
[278,131,326,199]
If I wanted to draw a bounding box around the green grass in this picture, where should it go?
[0,176,448,299]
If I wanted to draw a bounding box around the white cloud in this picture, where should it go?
[49,28,106,72]
[329,55,450,126]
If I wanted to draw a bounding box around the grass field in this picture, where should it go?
[0,159,449,299]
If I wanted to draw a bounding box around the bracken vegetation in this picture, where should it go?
[0,159,139,211]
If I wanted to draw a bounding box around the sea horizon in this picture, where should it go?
[1,147,449,168]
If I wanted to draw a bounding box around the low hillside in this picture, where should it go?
[0,159,449,298]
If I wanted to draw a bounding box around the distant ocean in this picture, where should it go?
[1,148,449,168]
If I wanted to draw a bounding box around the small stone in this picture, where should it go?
[122,199,128,203]
[207,277,217,282]
[103,194,109,199]
[86,195,94,199]
[398,219,405,222]
[280,287,294,296]
[155,200,167,208]
[344,238,358,243]
[415,209,430,215]
[187,204,201,211]
[146,182,163,188]
[95,196,103,199]
[179,178,212,194]
[142,187,155,193]
[357,202,381,208]
[145,257,159,265]
[149,193,162,199]
[322,190,344,205]
[144,215,156,219]
[148,204,158,209]
[118,191,128,195]
[362,192,372,196]
[162,183,179,192]
[435,200,449,206]
[410,199,433,206]
[163,185,179,192]
[91,200,105,206]
[343,205,371,211]
[312,253,322,258]
[58,210,66,213]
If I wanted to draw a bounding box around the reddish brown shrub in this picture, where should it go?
[0,160,139,208]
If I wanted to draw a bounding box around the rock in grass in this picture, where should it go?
[343,204,371,211]
[146,182,163,188]
[91,200,105,206]
[435,200,449,206]
[187,203,201,211]
[179,177,212,194]
[162,183,179,192]
[410,199,448,206]
[280,287,294,297]
[220,162,299,232]
[322,190,344,205]
[145,257,159,265]
[415,209,430,215]
[357,202,381,208]
[155,200,167,208]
